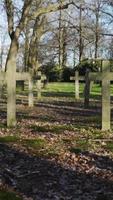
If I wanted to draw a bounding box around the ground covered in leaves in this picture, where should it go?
[1,83,113,199]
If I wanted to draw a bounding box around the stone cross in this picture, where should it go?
[0,71,33,127]
[70,71,85,100]
[89,60,113,130]
[16,72,34,107]
[35,71,47,99]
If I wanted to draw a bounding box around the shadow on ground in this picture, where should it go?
[1,143,113,200]
[0,97,102,129]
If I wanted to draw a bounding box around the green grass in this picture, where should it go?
[51,124,76,133]
[0,136,19,143]
[30,124,77,134]
[0,190,22,200]
[15,81,113,101]
[41,82,100,98]
[0,124,7,129]
[42,82,113,98]
[92,131,104,139]
[0,136,46,150]
[6,80,113,100]
[70,140,89,153]
[105,142,113,152]
[90,84,101,95]
[44,82,75,93]
[23,138,46,149]
[42,82,75,97]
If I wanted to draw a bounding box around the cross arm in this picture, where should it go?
[89,72,113,81]
[41,75,46,81]
[89,72,102,81]
[70,76,85,81]
[16,72,31,81]
[0,72,7,81]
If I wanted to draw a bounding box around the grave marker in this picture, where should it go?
[0,71,33,127]
[35,71,46,99]
[89,60,113,130]
[70,71,85,100]
[16,72,34,107]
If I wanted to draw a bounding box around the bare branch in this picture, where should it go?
[4,0,14,38]
[15,0,32,38]
[32,1,72,19]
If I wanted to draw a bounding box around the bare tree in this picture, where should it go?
[3,0,73,126]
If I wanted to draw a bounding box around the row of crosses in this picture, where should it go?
[70,60,113,131]
[0,70,46,127]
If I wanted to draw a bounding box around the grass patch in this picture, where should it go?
[13,81,113,107]
[45,147,60,157]
[31,124,76,134]
[50,125,66,133]
[0,136,19,143]
[42,91,74,98]
[42,82,75,98]
[105,142,113,152]
[41,82,113,100]
[42,82,102,98]
[43,82,75,93]
[76,140,89,150]
[23,138,46,149]
[0,123,7,129]
[0,190,22,200]
[9,81,113,102]
[70,140,89,153]
[22,138,61,157]
[92,131,104,139]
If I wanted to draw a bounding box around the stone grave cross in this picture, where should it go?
[16,72,34,107]
[35,71,47,99]
[0,71,33,127]
[89,60,113,130]
[70,71,85,100]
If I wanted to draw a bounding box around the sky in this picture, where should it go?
[1,0,113,68]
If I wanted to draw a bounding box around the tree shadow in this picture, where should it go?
[35,101,101,128]
[0,99,101,129]
[1,94,113,129]
[42,91,75,98]
[0,143,113,200]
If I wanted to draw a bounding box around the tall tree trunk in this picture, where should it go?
[24,30,30,72]
[27,17,46,74]
[79,4,83,62]
[95,9,99,59]
[6,38,18,127]
[59,7,63,70]
[62,27,67,68]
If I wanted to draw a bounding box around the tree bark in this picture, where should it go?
[6,38,18,127]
